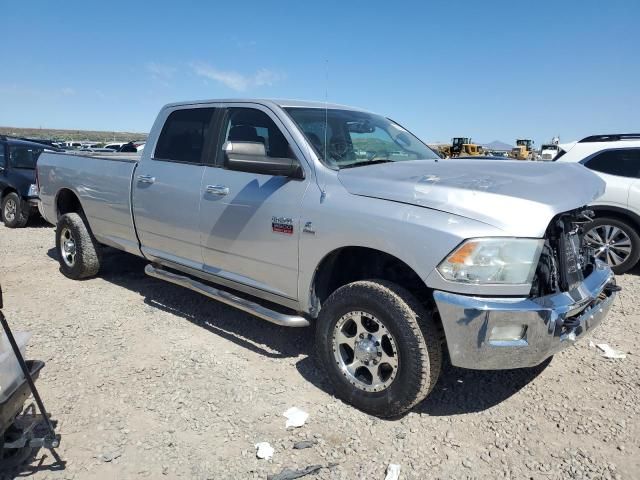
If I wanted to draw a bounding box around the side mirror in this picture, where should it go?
[223,142,303,179]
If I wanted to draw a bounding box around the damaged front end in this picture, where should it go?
[433,208,619,370]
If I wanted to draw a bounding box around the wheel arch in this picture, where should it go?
[55,188,85,219]
[1,186,18,200]
[591,205,640,231]
[309,246,435,316]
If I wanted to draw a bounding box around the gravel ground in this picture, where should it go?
[0,219,638,479]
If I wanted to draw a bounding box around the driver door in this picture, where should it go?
[198,105,310,300]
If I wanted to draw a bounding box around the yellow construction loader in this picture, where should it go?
[450,137,482,157]
[510,139,535,160]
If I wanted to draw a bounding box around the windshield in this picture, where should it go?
[9,145,43,169]
[285,107,438,169]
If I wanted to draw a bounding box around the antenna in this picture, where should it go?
[324,59,329,165]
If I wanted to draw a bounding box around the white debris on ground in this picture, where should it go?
[1,221,639,479]
[283,407,309,428]
[596,343,627,359]
[384,463,401,480]
[255,442,275,460]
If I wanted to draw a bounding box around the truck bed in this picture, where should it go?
[37,152,141,256]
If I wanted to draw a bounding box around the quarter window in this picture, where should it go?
[155,108,216,163]
[0,145,5,168]
[584,149,640,178]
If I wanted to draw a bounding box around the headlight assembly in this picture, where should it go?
[437,238,544,285]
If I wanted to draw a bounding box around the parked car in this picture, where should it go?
[104,142,128,150]
[36,99,617,417]
[0,137,48,227]
[555,134,640,273]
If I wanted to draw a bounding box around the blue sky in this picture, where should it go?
[1,0,638,145]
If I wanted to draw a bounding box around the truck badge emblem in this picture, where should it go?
[272,216,293,235]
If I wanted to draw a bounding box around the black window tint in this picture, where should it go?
[223,108,290,158]
[9,146,43,169]
[585,149,640,178]
[155,108,215,163]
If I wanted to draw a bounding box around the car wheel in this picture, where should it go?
[1,192,28,228]
[55,212,101,279]
[584,217,640,274]
[315,280,442,417]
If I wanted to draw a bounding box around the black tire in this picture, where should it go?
[584,217,640,274]
[316,280,442,417]
[1,192,29,228]
[55,212,101,279]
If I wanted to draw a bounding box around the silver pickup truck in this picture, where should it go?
[37,99,618,417]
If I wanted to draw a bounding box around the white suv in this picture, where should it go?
[556,134,640,273]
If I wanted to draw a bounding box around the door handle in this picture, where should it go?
[137,174,155,184]
[205,185,229,196]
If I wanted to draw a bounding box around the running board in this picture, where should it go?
[144,264,310,328]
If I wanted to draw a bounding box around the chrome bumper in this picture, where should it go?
[433,261,617,370]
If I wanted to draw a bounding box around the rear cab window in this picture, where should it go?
[583,149,640,178]
[154,107,216,164]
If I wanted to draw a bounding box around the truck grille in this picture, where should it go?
[530,209,596,297]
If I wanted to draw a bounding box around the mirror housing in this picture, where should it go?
[223,142,303,178]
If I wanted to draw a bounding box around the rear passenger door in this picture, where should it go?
[132,106,218,270]
[583,149,640,209]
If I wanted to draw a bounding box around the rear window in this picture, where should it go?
[584,149,640,178]
[154,108,216,163]
[9,145,43,169]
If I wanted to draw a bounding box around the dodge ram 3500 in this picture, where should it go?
[37,99,618,417]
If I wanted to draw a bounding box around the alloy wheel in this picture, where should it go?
[584,224,632,267]
[332,310,399,392]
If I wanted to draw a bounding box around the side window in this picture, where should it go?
[9,146,43,169]
[222,108,291,159]
[0,145,5,168]
[584,149,640,178]
[154,107,216,163]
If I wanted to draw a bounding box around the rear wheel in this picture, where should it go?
[316,280,442,417]
[55,213,101,279]
[2,193,28,228]
[584,217,640,274]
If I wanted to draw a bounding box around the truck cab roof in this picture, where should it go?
[160,98,367,112]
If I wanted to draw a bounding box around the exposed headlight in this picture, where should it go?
[28,183,39,197]
[437,238,544,285]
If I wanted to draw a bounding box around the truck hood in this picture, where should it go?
[337,160,605,237]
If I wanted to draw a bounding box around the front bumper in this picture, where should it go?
[433,261,617,370]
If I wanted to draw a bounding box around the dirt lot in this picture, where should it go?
[0,220,638,479]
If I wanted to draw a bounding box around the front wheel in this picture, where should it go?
[55,212,101,279]
[1,192,28,228]
[584,217,640,274]
[315,280,442,417]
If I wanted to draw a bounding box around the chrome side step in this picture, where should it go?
[144,264,310,328]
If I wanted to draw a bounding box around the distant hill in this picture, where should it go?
[482,140,513,151]
[0,126,147,143]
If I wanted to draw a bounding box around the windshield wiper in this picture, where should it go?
[340,159,393,169]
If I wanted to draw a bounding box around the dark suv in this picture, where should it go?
[0,137,48,228]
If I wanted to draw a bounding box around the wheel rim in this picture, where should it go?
[60,227,77,267]
[4,199,16,222]
[332,311,399,392]
[584,225,632,267]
